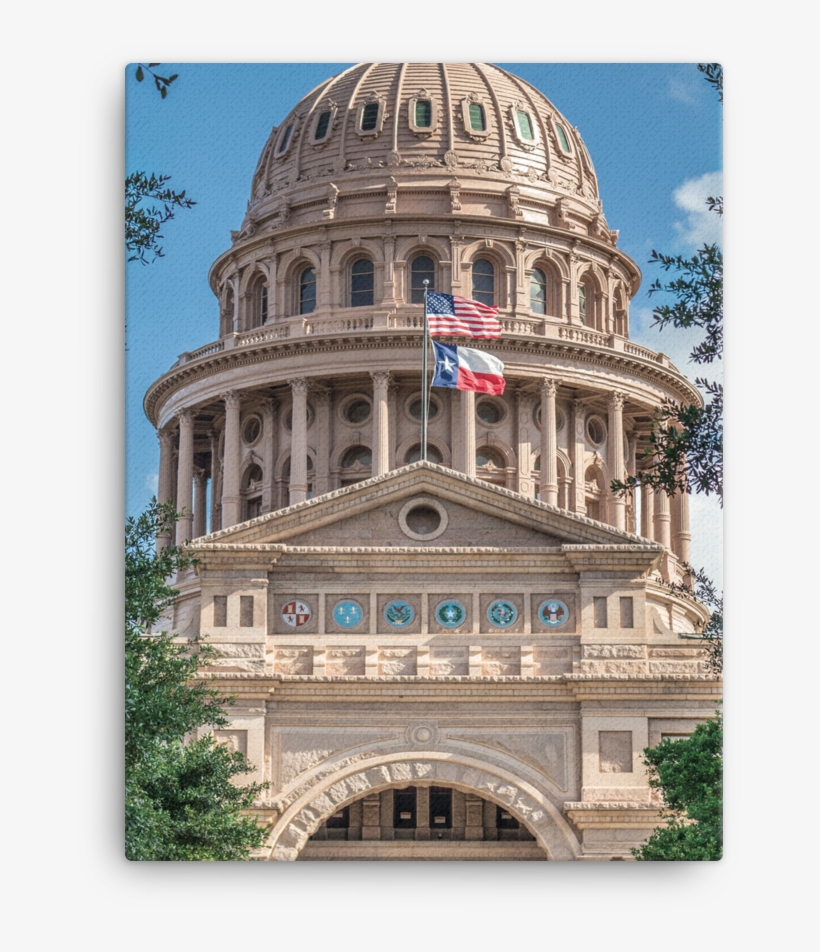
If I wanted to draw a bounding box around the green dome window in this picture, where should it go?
[361,102,379,132]
[415,100,432,128]
[517,110,534,140]
[469,103,486,131]
[555,123,571,153]
[314,111,331,141]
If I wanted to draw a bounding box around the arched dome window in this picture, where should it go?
[578,273,601,330]
[300,267,316,315]
[554,122,572,154]
[410,255,436,304]
[276,123,295,156]
[340,445,372,487]
[314,111,331,141]
[351,258,374,308]
[248,275,268,329]
[530,268,547,315]
[476,445,507,487]
[472,258,495,307]
[405,443,443,465]
[415,100,432,127]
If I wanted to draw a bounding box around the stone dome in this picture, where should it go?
[238,63,611,244]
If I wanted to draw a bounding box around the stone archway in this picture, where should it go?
[265,751,581,861]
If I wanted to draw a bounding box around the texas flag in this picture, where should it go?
[431,340,505,395]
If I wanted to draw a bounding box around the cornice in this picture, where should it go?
[144,331,700,427]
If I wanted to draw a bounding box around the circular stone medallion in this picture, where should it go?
[333,600,363,628]
[539,599,569,628]
[281,599,312,628]
[435,600,466,628]
[384,600,415,627]
[487,599,518,628]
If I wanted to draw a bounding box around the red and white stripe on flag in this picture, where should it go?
[425,291,502,339]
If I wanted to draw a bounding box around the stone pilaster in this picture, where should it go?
[572,398,586,514]
[313,389,331,496]
[641,481,655,540]
[175,409,195,545]
[371,371,391,476]
[221,391,242,528]
[387,383,399,470]
[456,390,476,478]
[193,468,207,539]
[261,397,277,513]
[607,391,626,531]
[540,378,559,506]
[289,378,308,505]
[208,430,221,533]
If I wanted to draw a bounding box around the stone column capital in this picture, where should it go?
[289,377,309,396]
[540,377,558,397]
[370,371,391,390]
[158,428,174,447]
[177,408,196,427]
[222,390,242,410]
[608,390,626,410]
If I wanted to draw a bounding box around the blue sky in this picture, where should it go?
[126,62,722,584]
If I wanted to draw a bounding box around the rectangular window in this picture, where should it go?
[261,286,268,324]
[361,102,379,131]
[414,100,432,127]
[469,102,486,131]
[555,123,571,153]
[393,787,417,828]
[213,595,227,628]
[594,596,608,628]
[239,595,254,628]
[517,110,534,140]
[429,787,452,829]
[620,596,634,628]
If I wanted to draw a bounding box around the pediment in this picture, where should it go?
[197,462,655,551]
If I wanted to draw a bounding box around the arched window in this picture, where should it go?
[249,277,268,328]
[314,111,331,141]
[340,445,372,486]
[472,258,495,307]
[299,267,316,315]
[277,123,294,155]
[405,444,443,465]
[241,464,263,520]
[585,466,605,522]
[351,258,374,308]
[415,100,432,128]
[361,103,379,132]
[475,445,507,486]
[578,281,587,325]
[516,110,534,141]
[530,268,547,315]
[410,255,435,304]
[222,287,235,335]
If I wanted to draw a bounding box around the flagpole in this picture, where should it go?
[421,280,430,461]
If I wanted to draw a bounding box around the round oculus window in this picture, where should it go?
[242,416,262,445]
[405,505,441,536]
[476,399,503,425]
[344,399,371,424]
[408,397,439,421]
[586,415,606,446]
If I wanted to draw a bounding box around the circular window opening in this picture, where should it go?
[405,444,443,465]
[242,416,262,445]
[405,505,441,536]
[284,403,315,432]
[535,406,566,431]
[586,415,606,446]
[345,399,371,424]
[409,397,439,421]
[476,400,503,425]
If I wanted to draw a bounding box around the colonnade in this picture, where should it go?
[156,374,691,565]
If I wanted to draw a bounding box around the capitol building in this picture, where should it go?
[145,63,720,860]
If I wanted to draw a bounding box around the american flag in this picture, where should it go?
[425,292,502,339]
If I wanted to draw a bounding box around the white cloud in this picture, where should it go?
[672,171,723,249]
[667,74,699,106]
[145,471,158,494]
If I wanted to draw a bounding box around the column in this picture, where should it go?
[156,429,175,551]
[261,397,277,513]
[515,389,532,495]
[607,391,626,531]
[415,787,431,841]
[641,482,655,540]
[460,390,476,477]
[654,490,672,549]
[387,383,399,470]
[313,389,331,496]
[192,468,207,539]
[221,391,242,528]
[231,274,240,332]
[289,377,308,505]
[674,491,692,565]
[381,235,396,306]
[540,378,559,506]
[208,430,221,533]
[371,371,390,476]
[571,398,586,513]
[175,409,195,545]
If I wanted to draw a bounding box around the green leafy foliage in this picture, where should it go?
[633,713,722,861]
[665,564,723,675]
[125,501,270,861]
[125,172,196,265]
[697,63,723,103]
[133,63,179,99]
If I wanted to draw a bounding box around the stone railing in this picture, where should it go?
[175,311,671,368]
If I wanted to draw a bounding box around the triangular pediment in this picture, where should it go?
[196,462,657,552]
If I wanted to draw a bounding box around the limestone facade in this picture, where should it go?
[145,63,720,860]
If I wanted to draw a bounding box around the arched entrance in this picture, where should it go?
[263,752,581,861]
